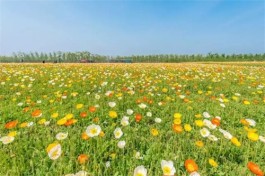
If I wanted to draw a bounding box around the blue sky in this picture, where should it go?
[0,0,264,56]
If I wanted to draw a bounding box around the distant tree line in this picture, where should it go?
[0,51,264,63]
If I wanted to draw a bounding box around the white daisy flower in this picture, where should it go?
[200,128,210,137]
[133,165,147,176]
[155,118,162,123]
[203,112,211,118]
[56,132,68,140]
[146,112,152,117]
[161,160,176,176]
[108,102,116,108]
[0,136,15,144]
[117,140,126,148]
[127,109,134,115]
[208,135,218,141]
[259,136,265,143]
[86,124,101,137]
[47,143,62,160]
[138,103,147,109]
[114,128,123,139]
[121,116,130,126]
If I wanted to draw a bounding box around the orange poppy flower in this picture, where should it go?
[89,106,96,113]
[81,132,89,140]
[136,99,142,104]
[78,154,89,164]
[211,118,221,126]
[93,117,99,123]
[122,87,128,91]
[5,120,18,129]
[211,96,216,100]
[80,112,87,118]
[183,98,189,103]
[172,124,183,133]
[31,109,42,118]
[240,119,249,126]
[23,107,30,112]
[143,96,148,102]
[135,114,142,122]
[247,162,264,176]
[64,119,77,126]
[185,159,199,173]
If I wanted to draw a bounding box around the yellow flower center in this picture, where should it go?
[187,164,195,172]
[163,166,171,175]
[90,128,98,135]
[136,173,144,176]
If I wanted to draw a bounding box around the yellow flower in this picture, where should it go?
[243,100,250,105]
[207,91,212,95]
[244,127,257,133]
[173,118,182,125]
[209,158,218,167]
[109,111,118,118]
[151,128,159,136]
[174,113,182,119]
[110,153,116,159]
[116,93,123,97]
[198,90,203,94]
[232,96,239,101]
[20,122,28,128]
[38,118,46,125]
[8,131,17,137]
[231,137,241,147]
[76,104,84,109]
[99,131,105,137]
[49,99,54,103]
[247,132,259,141]
[51,112,59,118]
[71,92,78,96]
[65,113,73,120]
[57,118,67,125]
[195,120,204,127]
[162,88,168,93]
[223,98,229,103]
[195,141,204,147]
[195,114,202,118]
[184,124,192,132]
[166,96,171,101]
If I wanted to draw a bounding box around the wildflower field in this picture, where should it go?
[0,63,264,176]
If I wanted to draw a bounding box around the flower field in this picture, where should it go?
[0,63,264,176]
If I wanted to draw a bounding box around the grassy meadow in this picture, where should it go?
[0,63,264,176]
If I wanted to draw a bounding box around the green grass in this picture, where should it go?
[0,63,264,176]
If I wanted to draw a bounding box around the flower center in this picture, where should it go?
[163,166,171,174]
[90,128,97,135]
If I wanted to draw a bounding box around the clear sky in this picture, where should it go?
[0,0,264,56]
